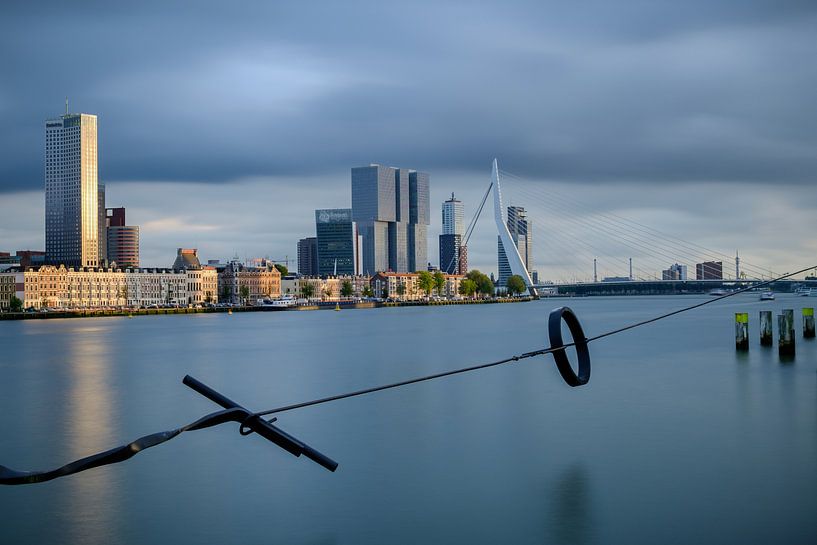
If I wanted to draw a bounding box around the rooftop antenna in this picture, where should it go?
[65,97,69,116]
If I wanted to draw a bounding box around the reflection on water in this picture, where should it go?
[547,465,592,545]
[1,296,815,545]
[61,328,119,545]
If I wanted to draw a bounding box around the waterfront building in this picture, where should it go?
[662,263,688,281]
[497,206,532,287]
[696,261,723,280]
[297,237,318,276]
[217,260,281,305]
[0,273,17,310]
[315,209,361,276]
[369,272,464,301]
[45,111,100,268]
[106,207,140,268]
[0,265,218,310]
[351,164,429,274]
[280,275,371,301]
[172,248,202,271]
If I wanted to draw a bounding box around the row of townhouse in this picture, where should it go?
[0,265,218,310]
[370,272,465,300]
[280,273,465,301]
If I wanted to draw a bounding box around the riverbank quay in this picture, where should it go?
[381,296,532,307]
[0,297,531,320]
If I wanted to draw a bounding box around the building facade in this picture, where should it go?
[370,272,464,301]
[297,237,318,276]
[315,209,361,276]
[439,193,467,274]
[106,207,140,268]
[696,261,723,280]
[442,192,464,236]
[217,261,282,305]
[662,263,688,280]
[98,183,107,265]
[0,265,218,310]
[45,112,100,268]
[352,164,429,274]
[497,205,532,287]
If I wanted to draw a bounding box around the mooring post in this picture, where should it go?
[803,308,815,338]
[778,311,795,357]
[759,310,773,346]
[735,312,749,350]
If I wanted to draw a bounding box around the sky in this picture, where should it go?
[1,1,816,279]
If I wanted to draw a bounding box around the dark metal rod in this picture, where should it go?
[183,375,338,472]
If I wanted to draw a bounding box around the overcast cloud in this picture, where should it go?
[1,1,815,277]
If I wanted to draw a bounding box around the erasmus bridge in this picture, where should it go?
[463,159,806,296]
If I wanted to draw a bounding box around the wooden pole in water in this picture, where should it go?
[759,310,773,346]
[804,307,815,338]
[779,310,795,357]
[735,312,749,351]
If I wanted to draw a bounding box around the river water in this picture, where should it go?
[1,295,815,544]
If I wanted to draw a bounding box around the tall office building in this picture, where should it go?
[98,183,107,265]
[497,206,532,287]
[662,263,688,281]
[106,207,140,268]
[351,164,429,274]
[696,261,723,280]
[439,193,466,274]
[45,110,100,268]
[407,171,430,272]
[315,209,361,276]
[297,237,318,276]
[441,193,464,236]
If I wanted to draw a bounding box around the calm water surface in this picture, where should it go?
[1,295,815,544]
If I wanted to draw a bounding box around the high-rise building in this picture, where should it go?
[106,207,140,268]
[407,171,430,272]
[352,164,429,274]
[662,263,688,281]
[315,208,360,276]
[297,237,318,276]
[441,193,464,236]
[439,234,463,275]
[439,193,466,274]
[497,206,532,287]
[696,261,723,280]
[45,111,100,268]
[98,183,107,265]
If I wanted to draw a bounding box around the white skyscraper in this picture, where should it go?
[45,109,100,268]
[441,193,464,236]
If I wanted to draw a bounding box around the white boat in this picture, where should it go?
[258,295,297,308]
[760,291,775,301]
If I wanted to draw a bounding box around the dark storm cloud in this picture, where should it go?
[1,0,816,192]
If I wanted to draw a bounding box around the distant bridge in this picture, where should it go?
[534,278,817,297]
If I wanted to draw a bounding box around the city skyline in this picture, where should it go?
[1,1,816,278]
